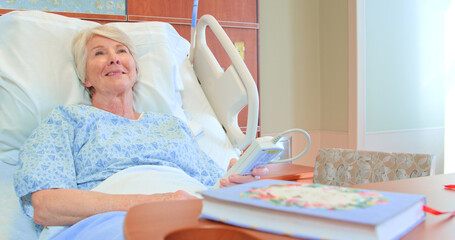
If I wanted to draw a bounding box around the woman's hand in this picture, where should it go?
[218,158,269,188]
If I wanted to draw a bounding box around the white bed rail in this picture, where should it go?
[190,15,259,150]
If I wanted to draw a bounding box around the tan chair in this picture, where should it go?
[313,148,436,186]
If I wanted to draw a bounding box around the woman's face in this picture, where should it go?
[84,35,137,97]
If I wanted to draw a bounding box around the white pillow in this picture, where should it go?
[0,10,190,165]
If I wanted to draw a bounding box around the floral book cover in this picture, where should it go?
[200,179,426,239]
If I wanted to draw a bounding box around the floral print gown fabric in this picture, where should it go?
[14,105,224,218]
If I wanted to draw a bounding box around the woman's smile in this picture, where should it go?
[105,71,124,76]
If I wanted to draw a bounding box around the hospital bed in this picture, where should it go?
[0,10,259,239]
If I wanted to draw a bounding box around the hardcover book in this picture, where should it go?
[199,179,426,240]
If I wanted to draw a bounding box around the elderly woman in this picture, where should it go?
[14,25,267,239]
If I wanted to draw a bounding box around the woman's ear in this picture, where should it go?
[83,81,92,87]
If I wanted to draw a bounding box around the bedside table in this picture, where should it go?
[124,199,299,240]
[264,163,314,183]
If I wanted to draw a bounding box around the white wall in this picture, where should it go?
[260,0,449,172]
[259,0,350,166]
[364,0,446,132]
[259,0,321,134]
[444,0,455,174]
[358,0,450,174]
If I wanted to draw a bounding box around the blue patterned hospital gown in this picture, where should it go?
[14,105,225,218]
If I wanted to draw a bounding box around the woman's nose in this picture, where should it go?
[108,51,120,65]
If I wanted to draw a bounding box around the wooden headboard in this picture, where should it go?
[0,0,260,134]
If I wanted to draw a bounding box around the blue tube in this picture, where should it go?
[191,0,199,27]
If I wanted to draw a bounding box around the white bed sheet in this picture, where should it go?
[39,165,210,240]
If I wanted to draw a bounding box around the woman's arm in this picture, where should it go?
[31,188,195,226]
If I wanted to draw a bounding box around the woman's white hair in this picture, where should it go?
[72,25,139,95]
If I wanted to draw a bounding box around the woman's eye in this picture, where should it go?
[94,51,105,56]
[117,49,128,54]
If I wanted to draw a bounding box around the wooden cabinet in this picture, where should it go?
[127,0,257,23]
